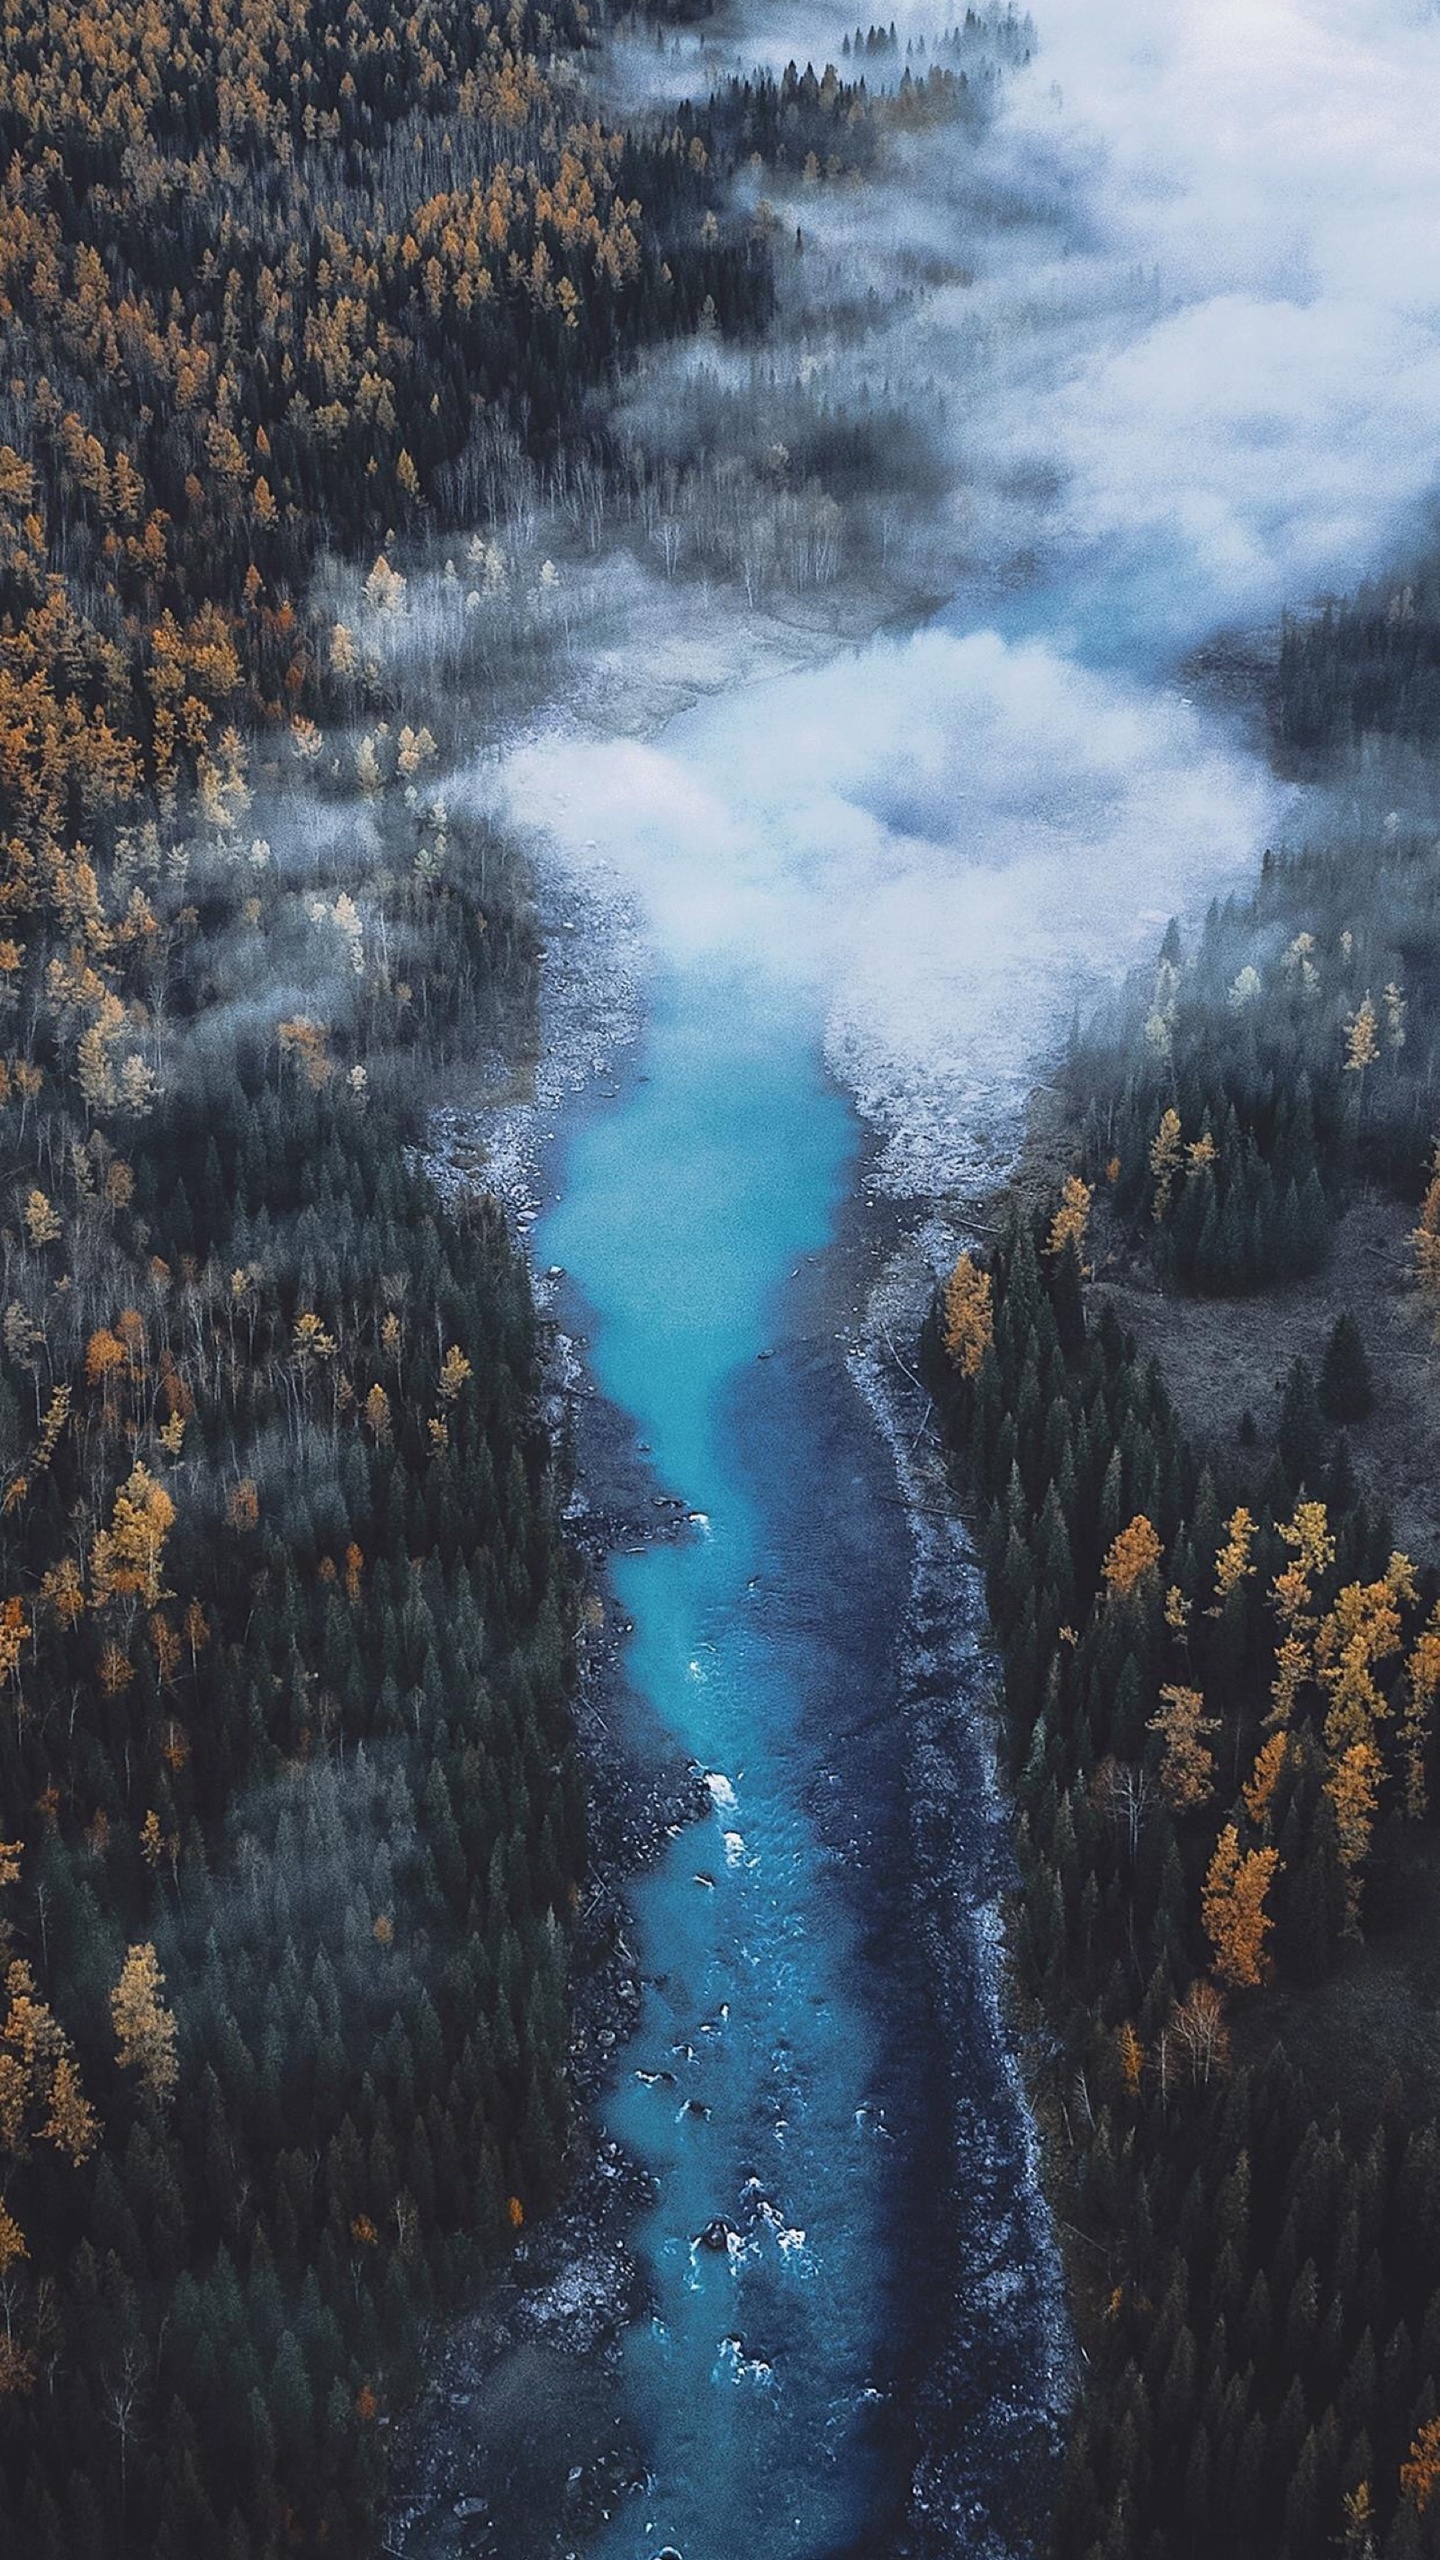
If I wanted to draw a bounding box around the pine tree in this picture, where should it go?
[1319,1313,1375,1425]
[1278,1359,1329,1490]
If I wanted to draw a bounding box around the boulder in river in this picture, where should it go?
[696,2218,736,2253]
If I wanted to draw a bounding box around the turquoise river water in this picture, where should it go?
[540,969,921,2559]
[510,0,1440,2541]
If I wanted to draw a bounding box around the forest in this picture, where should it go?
[19,0,1425,2537]
[927,542,1440,2560]
[0,0,863,2542]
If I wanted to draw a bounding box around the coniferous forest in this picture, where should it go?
[0,0,802,2545]
[5,0,1440,2547]
[927,554,1440,2560]
[0,0,1042,2539]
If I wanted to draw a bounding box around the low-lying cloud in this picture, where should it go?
[501,628,1277,1188]
[985,0,1440,627]
[497,0,1440,1193]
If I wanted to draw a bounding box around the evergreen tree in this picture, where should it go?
[1320,1314,1376,1425]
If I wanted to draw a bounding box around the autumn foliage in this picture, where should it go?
[1202,1823,1281,1988]
[925,1178,1440,2560]
[1401,2416,1440,2515]
[942,1248,993,1377]
[1103,1511,1163,1599]
[109,1943,177,2106]
[1147,1683,1218,1812]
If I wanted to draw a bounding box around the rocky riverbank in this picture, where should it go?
[847,1190,1075,2555]
[394,797,1074,2560]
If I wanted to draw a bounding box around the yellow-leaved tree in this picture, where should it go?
[0,1843,98,2392]
[1045,1176,1092,1269]
[1315,1557,1414,1756]
[438,1345,473,1402]
[0,1954,98,2170]
[1401,1601,1440,1817]
[1268,1499,1335,1728]
[1344,994,1379,1074]
[941,1252,993,1378]
[1325,1740,1383,1935]
[1413,1145,1440,1327]
[1202,1824,1281,1988]
[1149,1108,1184,1221]
[90,1464,175,1609]
[1147,1684,1218,1811]
[110,1943,178,2105]
[1211,1506,1257,1612]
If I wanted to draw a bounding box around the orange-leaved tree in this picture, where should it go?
[1401,2416,1440,2515]
[1242,1731,1293,1831]
[1045,1175,1092,1269]
[1202,1824,1281,1989]
[941,1251,993,1377]
[1325,1740,1383,1935]
[1103,1513,1163,1600]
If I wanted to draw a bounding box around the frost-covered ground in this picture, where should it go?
[852,1212,1075,2554]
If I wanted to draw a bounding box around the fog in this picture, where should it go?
[994,0,1440,629]
[480,0,1440,1197]
[502,628,1274,1188]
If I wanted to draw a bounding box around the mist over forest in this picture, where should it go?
[0,0,1439,2552]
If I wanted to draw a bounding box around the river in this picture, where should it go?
[541,971,907,2558]
[401,0,1440,2548]
[534,922,1070,2560]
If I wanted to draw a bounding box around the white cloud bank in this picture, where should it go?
[500,0,1440,1192]
[992,0,1440,624]
[503,628,1275,1187]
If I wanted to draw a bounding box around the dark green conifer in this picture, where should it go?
[1319,1312,1376,1424]
[1278,1357,1329,1490]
